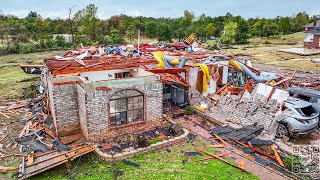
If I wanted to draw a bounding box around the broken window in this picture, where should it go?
[163,84,171,94]
[115,72,131,79]
[109,90,144,127]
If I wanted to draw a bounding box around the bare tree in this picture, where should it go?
[68,6,77,43]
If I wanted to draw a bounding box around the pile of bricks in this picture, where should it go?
[209,95,282,135]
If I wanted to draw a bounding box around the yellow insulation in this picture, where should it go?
[194,63,210,93]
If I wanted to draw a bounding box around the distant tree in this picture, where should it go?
[277,17,291,34]
[158,24,172,42]
[182,10,194,28]
[126,25,136,43]
[75,4,101,41]
[145,21,157,38]
[27,11,40,18]
[291,12,309,32]
[221,22,238,44]
[205,23,216,39]
[109,28,125,44]
[235,19,249,44]
[252,18,268,37]
[266,22,279,37]
[67,7,78,42]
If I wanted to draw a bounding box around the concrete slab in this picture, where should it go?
[279,48,320,56]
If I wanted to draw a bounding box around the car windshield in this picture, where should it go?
[297,105,316,116]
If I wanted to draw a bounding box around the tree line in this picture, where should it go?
[0,4,318,54]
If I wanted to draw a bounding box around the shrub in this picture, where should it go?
[263,40,272,44]
[19,44,36,54]
[150,137,163,144]
[53,35,66,48]
[184,105,195,115]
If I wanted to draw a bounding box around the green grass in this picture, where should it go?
[0,50,66,99]
[0,66,39,99]
[28,141,258,180]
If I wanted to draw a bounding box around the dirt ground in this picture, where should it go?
[222,44,320,73]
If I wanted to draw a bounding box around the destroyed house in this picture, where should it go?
[304,27,320,49]
[302,19,320,31]
[41,57,164,141]
[41,48,236,141]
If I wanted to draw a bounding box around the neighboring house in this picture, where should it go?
[53,34,74,42]
[302,19,320,31]
[304,27,320,49]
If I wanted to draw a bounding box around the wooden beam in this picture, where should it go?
[216,80,233,94]
[147,68,187,73]
[197,148,250,173]
[271,145,285,167]
[52,81,79,86]
[96,87,112,91]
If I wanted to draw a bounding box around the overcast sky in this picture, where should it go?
[2,0,320,19]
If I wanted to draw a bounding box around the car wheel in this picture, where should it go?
[276,124,289,138]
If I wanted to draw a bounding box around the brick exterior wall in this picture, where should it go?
[86,81,163,141]
[77,85,89,140]
[304,35,320,49]
[43,68,164,141]
[49,81,81,136]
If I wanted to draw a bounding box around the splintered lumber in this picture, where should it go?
[271,145,285,167]
[0,112,10,119]
[27,152,34,166]
[213,134,227,146]
[216,80,233,94]
[195,152,227,162]
[197,148,250,173]
[18,145,96,179]
[290,70,297,80]
[0,166,17,173]
[225,119,241,125]
[243,154,255,161]
[206,144,225,148]
[0,134,7,142]
[238,160,245,169]
[228,137,277,161]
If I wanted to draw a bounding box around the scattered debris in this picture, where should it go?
[197,148,250,173]
[122,159,140,167]
[184,152,203,157]
[0,166,17,173]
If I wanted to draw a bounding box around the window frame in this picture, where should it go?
[109,89,145,128]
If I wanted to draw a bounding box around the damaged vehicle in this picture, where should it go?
[287,87,320,113]
[276,99,319,138]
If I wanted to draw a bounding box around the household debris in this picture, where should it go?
[7,40,318,179]
[99,122,184,155]
[122,159,140,167]
[197,148,250,173]
[18,145,96,179]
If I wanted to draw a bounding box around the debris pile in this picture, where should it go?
[14,95,71,153]
[99,123,183,154]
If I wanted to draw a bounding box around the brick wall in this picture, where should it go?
[77,84,89,140]
[304,35,320,49]
[47,78,58,132]
[51,83,81,136]
[82,80,163,141]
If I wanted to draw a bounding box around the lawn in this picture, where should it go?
[0,50,66,99]
[28,141,258,180]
